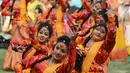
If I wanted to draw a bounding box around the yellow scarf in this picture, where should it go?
[82,41,103,73]
[20,0,28,26]
[55,6,65,37]
[44,64,62,73]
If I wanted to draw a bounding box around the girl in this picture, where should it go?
[74,22,116,73]
[2,0,30,70]
[11,23,53,59]
[14,35,76,73]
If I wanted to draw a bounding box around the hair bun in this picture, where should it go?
[57,35,70,46]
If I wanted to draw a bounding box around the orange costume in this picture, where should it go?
[74,24,116,73]
[38,0,68,47]
[68,11,94,35]
[14,43,77,73]
[2,0,30,70]
[40,0,67,36]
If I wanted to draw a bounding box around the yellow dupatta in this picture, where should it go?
[23,68,32,73]
[82,41,103,73]
[24,48,37,59]
[113,24,126,50]
[20,0,29,26]
[43,64,62,73]
[55,6,65,37]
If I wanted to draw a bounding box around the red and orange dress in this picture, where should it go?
[14,43,77,73]
[2,0,30,70]
[73,24,116,73]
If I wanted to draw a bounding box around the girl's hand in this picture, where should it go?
[76,46,84,56]
[12,44,26,53]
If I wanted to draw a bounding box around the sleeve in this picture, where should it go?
[58,0,66,12]
[94,25,117,64]
[1,2,20,16]
[80,20,94,36]
[14,55,45,73]
[70,12,90,20]
[1,2,13,16]
[40,8,51,23]
[31,40,48,55]
[22,55,45,69]
[29,26,37,39]
[68,12,90,27]
[13,4,20,11]
[10,39,31,50]
[55,43,77,73]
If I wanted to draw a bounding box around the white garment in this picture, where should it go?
[124,24,130,41]
[2,16,12,32]
[118,0,130,41]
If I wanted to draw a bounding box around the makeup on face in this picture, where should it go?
[92,26,106,41]
[52,42,68,61]
[38,27,50,43]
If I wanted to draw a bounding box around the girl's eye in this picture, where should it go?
[96,27,100,30]
[56,46,59,50]
[44,32,49,36]
[40,31,43,34]
[61,49,66,53]
[101,31,105,33]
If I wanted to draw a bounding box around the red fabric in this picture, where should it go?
[58,0,66,12]
[1,0,10,9]
[55,43,77,73]
[68,12,90,27]
[34,45,48,56]
[19,43,76,73]
[22,55,46,69]
[88,24,116,72]
[1,0,20,17]
[11,39,30,47]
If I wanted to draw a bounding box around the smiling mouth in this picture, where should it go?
[55,54,61,58]
[96,34,100,37]
[40,37,44,40]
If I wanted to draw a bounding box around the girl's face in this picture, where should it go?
[108,14,115,23]
[92,26,106,41]
[41,0,48,4]
[34,9,41,19]
[52,42,68,61]
[49,0,56,6]
[37,27,49,43]
[87,0,92,5]
[93,3,101,11]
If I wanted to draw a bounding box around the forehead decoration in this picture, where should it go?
[38,23,53,38]
[59,44,64,48]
